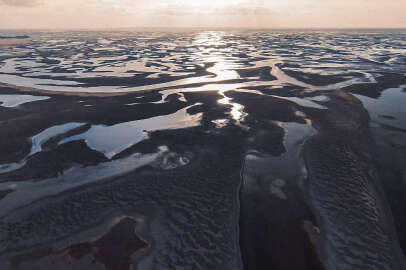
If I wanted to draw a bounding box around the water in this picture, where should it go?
[0,29,405,270]
[0,94,49,107]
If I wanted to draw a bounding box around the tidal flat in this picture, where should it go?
[0,30,406,270]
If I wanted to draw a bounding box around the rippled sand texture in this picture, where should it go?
[0,30,406,270]
[1,30,406,94]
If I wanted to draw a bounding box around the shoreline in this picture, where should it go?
[0,82,134,97]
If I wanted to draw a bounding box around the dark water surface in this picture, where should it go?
[0,29,406,270]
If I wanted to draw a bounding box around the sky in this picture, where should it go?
[0,0,405,29]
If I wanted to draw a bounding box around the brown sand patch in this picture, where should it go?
[7,217,148,270]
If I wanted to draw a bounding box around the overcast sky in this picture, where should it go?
[0,0,405,29]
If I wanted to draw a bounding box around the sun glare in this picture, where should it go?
[164,0,247,9]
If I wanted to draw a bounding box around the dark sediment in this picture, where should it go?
[1,30,406,270]
[9,218,147,270]
[302,91,406,269]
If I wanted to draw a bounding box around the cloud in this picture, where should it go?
[0,0,40,6]
[0,0,405,28]
[152,2,274,17]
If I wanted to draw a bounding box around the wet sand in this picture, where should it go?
[8,217,148,270]
[0,30,406,270]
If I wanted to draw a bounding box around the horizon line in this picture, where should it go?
[1,26,406,31]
